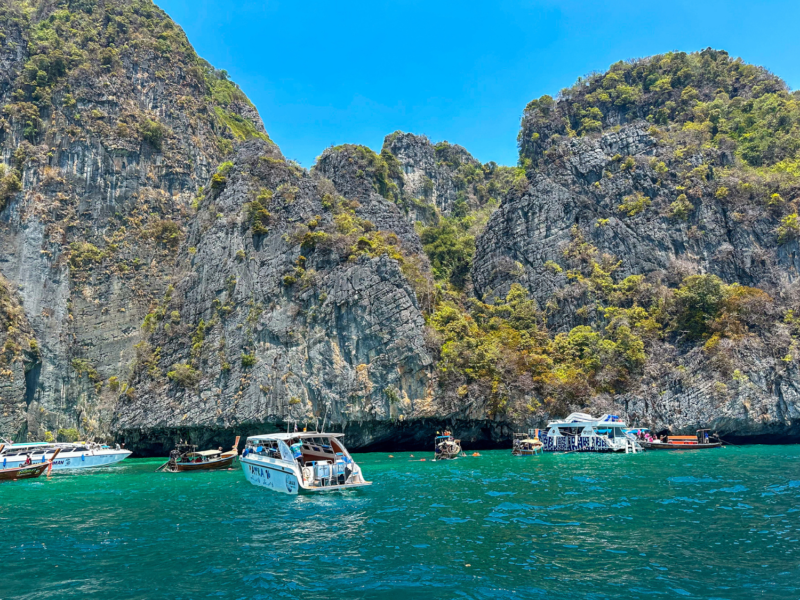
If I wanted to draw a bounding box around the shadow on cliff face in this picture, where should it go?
[116,416,800,457]
[116,418,522,457]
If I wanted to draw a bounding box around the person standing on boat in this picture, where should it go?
[289,440,303,465]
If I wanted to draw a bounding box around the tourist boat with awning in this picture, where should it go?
[512,431,544,456]
[639,429,722,450]
[156,437,239,472]
[0,448,61,482]
[433,432,463,460]
[240,432,371,495]
[539,413,642,453]
[0,441,131,471]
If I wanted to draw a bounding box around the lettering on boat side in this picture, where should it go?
[286,476,296,493]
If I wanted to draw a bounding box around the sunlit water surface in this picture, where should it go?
[1,446,798,599]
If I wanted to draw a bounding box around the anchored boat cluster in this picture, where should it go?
[511,413,721,455]
[0,413,722,491]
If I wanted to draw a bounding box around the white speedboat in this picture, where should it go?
[539,413,642,453]
[0,441,132,470]
[240,432,371,495]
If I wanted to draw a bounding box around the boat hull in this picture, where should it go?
[0,463,49,482]
[640,441,722,450]
[242,457,302,495]
[167,453,236,472]
[241,457,371,495]
[539,435,628,453]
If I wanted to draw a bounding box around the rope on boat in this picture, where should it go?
[714,434,736,446]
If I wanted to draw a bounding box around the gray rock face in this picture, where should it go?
[620,339,800,440]
[475,124,789,322]
[0,274,38,436]
[115,141,434,436]
[381,132,477,215]
[312,144,423,252]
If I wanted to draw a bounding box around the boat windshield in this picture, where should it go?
[245,435,351,467]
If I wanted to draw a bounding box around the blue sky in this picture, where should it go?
[155,0,800,167]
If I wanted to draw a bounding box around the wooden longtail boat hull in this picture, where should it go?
[640,441,722,450]
[167,453,236,472]
[0,462,50,481]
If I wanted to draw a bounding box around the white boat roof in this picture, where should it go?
[246,432,344,442]
[547,413,628,427]
[5,442,52,448]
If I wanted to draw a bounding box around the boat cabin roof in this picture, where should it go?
[246,432,344,443]
[547,412,628,428]
[189,450,221,457]
[5,442,52,449]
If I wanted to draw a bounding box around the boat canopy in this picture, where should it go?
[246,432,344,443]
[4,442,52,449]
[548,412,628,428]
[189,450,222,457]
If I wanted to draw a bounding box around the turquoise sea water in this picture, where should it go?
[1,446,798,599]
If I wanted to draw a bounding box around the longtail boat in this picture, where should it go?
[0,448,61,482]
[156,437,239,472]
[639,429,722,450]
[512,431,544,456]
[433,432,463,460]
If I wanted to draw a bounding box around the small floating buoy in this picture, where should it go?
[389,454,394,458]
[472,452,481,457]
[410,454,414,458]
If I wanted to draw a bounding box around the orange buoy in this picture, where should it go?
[472,452,481,457]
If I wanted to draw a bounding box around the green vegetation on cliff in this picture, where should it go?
[519,48,795,168]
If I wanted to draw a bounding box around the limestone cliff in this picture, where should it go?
[0,0,268,440]
[0,4,797,449]
[473,49,800,438]
[115,140,435,437]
